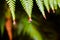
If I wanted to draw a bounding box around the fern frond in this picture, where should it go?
[49,0,55,13]
[57,0,60,8]
[54,0,57,10]
[36,0,46,19]
[6,0,16,25]
[44,0,50,13]
[20,0,33,22]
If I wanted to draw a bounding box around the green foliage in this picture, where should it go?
[17,15,43,40]
[54,0,57,10]
[20,0,33,19]
[0,17,5,36]
[6,0,16,24]
[23,17,43,40]
[6,0,60,20]
[0,0,60,40]
[36,0,46,19]
[58,0,60,7]
[49,0,55,12]
[44,0,50,12]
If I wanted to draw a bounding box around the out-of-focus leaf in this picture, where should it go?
[17,13,39,35]
[20,0,33,21]
[49,0,55,13]
[21,16,43,40]
[5,3,12,40]
[57,0,60,8]
[36,0,46,19]
[6,0,16,25]
[44,0,50,13]
[5,18,12,40]
[17,20,24,35]
[1,18,5,36]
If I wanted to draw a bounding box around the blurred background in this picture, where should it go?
[0,0,60,40]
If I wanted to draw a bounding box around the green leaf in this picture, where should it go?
[21,17,43,40]
[6,0,16,24]
[49,0,55,13]
[17,20,24,35]
[44,0,50,13]
[54,0,58,10]
[20,0,33,20]
[1,18,5,36]
[36,0,46,19]
[57,0,60,8]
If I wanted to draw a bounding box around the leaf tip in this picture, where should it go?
[48,9,50,13]
[13,20,16,26]
[52,9,55,13]
[28,17,32,22]
[43,15,46,19]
